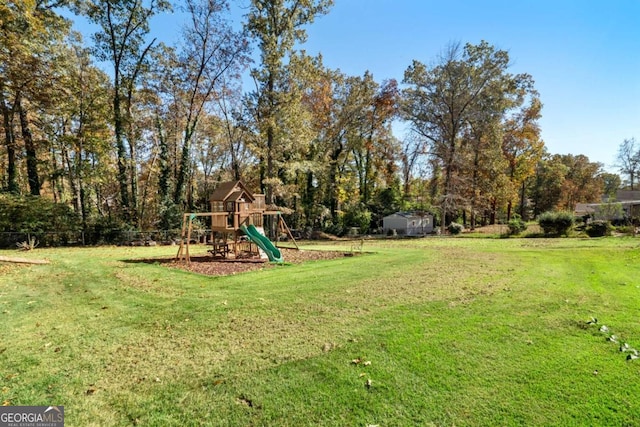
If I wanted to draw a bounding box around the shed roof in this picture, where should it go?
[383,211,432,220]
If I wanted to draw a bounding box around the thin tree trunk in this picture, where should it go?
[114,90,130,216]
[1,89,18,193]
[17,96,40,195]
[441,136,457,234]
[519,181,526,220]
[156,115,170,201]
[128,138,139,225]
[174,128,193,207]
[327,144,343,222]
[265,72,275,206]
[62,142,80,213]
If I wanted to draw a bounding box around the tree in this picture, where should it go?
[530,154,567,216]
[349,76,399,206]
[40,34,112,226]
[403,41,533,232]
[556,154,603,211]
[245,0,333,206]
[0,0,72,195]
[600,172,621,199]
[615,137,640,190]
[399,133,427,201]
[171,0,249,208]
[78,0,171,223]
[529,154,603,215]
[502,96,544,220]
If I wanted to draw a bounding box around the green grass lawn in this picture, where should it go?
[1,237,640,426]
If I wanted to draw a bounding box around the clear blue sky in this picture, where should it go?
[72,0,640,173]
[287,0,640,172]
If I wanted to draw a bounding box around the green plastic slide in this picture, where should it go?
[240,224,284,263]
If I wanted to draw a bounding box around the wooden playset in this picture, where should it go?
[175,180,297,263]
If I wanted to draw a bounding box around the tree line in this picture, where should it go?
[0,0,627,238]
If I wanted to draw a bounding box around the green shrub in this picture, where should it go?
[342,204,372,234]
[538,211,574,236]
[615,225,636,235]
[0,194,81,247]
[0,194,79,233]
[448,222,464,235]
[507,219,527,235]
[585,220,612,237]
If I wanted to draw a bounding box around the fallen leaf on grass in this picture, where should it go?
[236,396,254,408]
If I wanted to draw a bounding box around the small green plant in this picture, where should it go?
[538,211,574,236]
[585,220,612,237]
[16,236,38,251]
[448,222,464,235]
[507,218,527,235]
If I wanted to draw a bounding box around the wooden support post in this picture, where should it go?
[278,214,299,250]
[176,213,189,261]
[185,216,193,263]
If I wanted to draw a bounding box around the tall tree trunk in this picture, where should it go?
[1,90,18,194]
[519,180,527,220]
[17,97,40,195]
[62,143,79,208]
[470,148,480,230]
[304,170,315,226]
[174,128,194,207]
[156,116,170,201]
[113,90,130,217]
[128,137,139,225]
[362,140,373,205]
[125,96,139,225]
[265,72,275,206]
[327,144,343,222]
[441,135,457,234]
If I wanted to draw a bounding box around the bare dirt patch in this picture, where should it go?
[136,247,351,277]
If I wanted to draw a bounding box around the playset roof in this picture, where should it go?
[209,180,255,203]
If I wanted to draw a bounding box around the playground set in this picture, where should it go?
[175,180,297,263]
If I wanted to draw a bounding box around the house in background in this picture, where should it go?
[382,212,434,236]
[574,190,640,222]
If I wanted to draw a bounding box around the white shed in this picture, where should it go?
[382,212,434,236]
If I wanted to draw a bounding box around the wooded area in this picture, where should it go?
[0,0,630,242]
